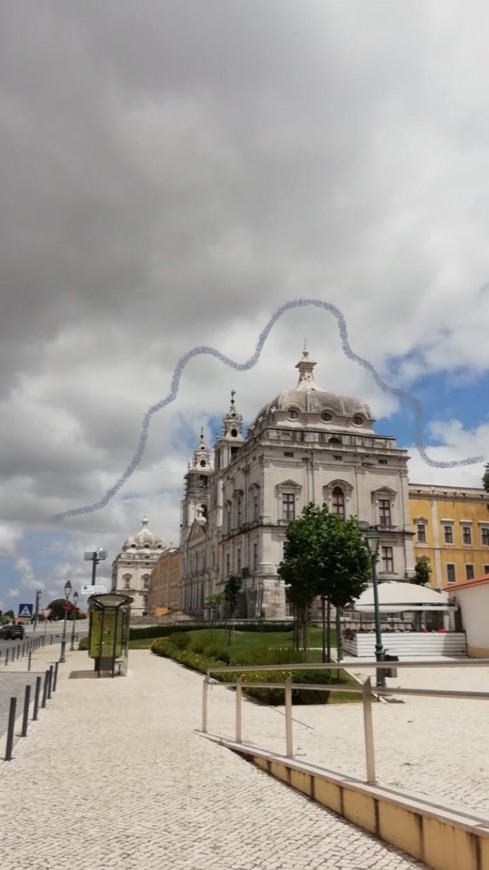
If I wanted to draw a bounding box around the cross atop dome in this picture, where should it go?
[295,347,324,391]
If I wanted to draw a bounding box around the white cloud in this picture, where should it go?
[406,419,489,487]
[0,2,488,601]
[0,524,22,557]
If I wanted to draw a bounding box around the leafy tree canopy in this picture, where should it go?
[279,503,371,607]
[483,464,489,493]
[413,556,432,586]
[47,598,78,620]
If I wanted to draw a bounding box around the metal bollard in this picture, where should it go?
[33,676,42,721]
[5,648,9,666]
[284,676,293,758]
[21,684,31,737]
[47,666,53,700]
[5,697,17,761]
[28,651,32,672]
[52,661,59,693]
[17,644,21,660]
[41,670,49,708]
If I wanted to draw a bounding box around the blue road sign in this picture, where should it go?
[18,603,34,619]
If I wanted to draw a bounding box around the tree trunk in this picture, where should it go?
[335,606,342,662]
[326,597,331,663]
[321,596,326,663]
[335,606,342,680]
[301,606,309,653]
[293,605,300,650]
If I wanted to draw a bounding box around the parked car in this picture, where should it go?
[0,623,25,640]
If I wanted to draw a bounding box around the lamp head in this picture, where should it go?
[364,526,380,556]
[64,579,72,598]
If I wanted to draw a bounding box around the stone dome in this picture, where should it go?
[123,516,166,551]
[250,349,374,432]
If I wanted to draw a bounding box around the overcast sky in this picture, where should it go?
[1,1,489,612]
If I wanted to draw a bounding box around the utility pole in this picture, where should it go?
[33,589,42,632]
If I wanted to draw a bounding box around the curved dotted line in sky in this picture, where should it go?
[53,297,484,521]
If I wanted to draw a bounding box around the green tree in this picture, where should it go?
[279,503,371,659]
[47,599,78,620]
[204,592,224,636]
[413,556,432,586]
[223,574,243,644]
[483,464,489,493]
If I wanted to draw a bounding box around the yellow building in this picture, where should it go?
[148,547,182,616]
[408,484,489,589]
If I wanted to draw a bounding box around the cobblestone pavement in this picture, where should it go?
[0,649,423,870]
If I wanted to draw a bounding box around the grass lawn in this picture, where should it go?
[129,638,157,649]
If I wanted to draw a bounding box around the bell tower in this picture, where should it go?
[214,390,244,470]
[180,428,213,544]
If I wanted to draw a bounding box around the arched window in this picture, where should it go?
[332,486,345,518]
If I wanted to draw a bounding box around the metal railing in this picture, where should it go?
[201,659,489,786]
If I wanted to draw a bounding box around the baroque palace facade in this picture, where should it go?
[112,351,489,618]
[179,350,418,619]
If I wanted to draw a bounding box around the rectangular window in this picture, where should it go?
[462,525,472,545]
[378,499,391,527]
[381,546,394,573]
[237,499,242,527]
[237,549,241,574]
[484,565,489,576]
[465,564,475,580]
[481,528,489,546]
[226,553,231,576]
[446,564,456,583]
[253,491,259,521]
[416,523,426,543]
[443,525,453,544]
[379,459,388,465]
[282,493,296,521]
[253,542,258,571]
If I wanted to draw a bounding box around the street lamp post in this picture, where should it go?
[83,548,107,586]
[364,526,385,688]
[59,580,72,664]
[70,590,79,651]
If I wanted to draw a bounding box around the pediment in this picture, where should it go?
[276,479,302,490]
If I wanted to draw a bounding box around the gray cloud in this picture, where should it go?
[0,1,488,599]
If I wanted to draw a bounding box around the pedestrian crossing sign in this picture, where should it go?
[18,603,34,618]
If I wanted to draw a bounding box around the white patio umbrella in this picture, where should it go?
[353,581,454,613]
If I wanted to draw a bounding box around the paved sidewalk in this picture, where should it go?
[0,648,423,870]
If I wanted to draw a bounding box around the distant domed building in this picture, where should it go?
[180,349,415,619]
[111,516,166,615]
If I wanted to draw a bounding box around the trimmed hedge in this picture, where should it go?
[130,621,294,641]
[151,636,353,705]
